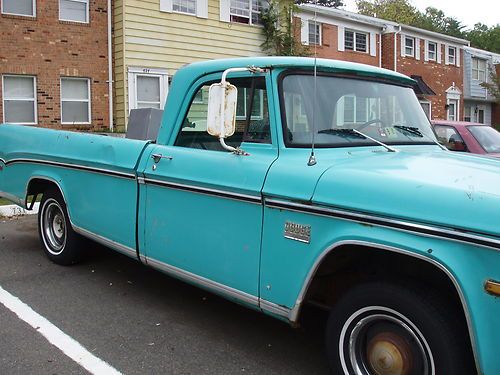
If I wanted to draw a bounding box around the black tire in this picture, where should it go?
[38,188,84,265]
[326,281,475,375]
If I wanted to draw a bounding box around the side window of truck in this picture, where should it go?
[175,77,271,151]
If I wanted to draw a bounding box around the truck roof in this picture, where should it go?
[175,56,415,86]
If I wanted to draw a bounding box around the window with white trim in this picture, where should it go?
[230,0,266,25]
[447,99,458,121]
[464,105,471,122]
[61,78,91,124]
[345,30,368,53]
[419,100,431,119]
[337,96,369,125]
[472,58,486,81]
[59,0,89,23]
[427,41,437,61]
[447,46,456,65]
[236,88,264,120]
[404,36,415,57]
[1,0,35,16]
[128,68,168,113]
[2,75,37,124]
[173,0,196,14]
[308,21,321,46]
[136,76,162,109]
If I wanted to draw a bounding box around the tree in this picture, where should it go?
[481,67,500,103]
[295,0,343,7]
[355,1,466,39]
[356,0,420,26]
[466,23,500,54]
[261,0,311,56]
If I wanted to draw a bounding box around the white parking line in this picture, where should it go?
[0,285,123,375]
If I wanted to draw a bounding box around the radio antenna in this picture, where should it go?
[307,3,318,166]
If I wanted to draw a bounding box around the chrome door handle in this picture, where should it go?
[152,154,173,163]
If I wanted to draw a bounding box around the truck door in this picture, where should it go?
[139,74,278,302]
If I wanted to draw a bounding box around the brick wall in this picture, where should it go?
[0,0,109,131]
[382,34,464,121]
[313,23,380,67]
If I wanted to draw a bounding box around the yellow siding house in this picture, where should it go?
[113,0,266,131]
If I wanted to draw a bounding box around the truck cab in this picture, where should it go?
[1,57,500,375]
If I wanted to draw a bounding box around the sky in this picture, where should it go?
[342,0,499,29]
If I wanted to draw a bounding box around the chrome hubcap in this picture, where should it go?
[42,200,66,255]
[340,307,435,375]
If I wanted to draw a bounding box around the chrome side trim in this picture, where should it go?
[0,158,6,165]
[73,225,138,260]
[144,178,262,204]
[137,177,145,184]
[4,158,136,180]
[289,240,480,374]
[260,299,291,319]
[145,256,260,307]
[265,198,500,251]
[0,191,25,208]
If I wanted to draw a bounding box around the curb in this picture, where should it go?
[0,203,39,218]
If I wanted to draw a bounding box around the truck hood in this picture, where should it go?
[312,149,500,237]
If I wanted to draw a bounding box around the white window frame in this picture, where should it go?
[419,99,432,119]
[308,21,321,46]
[344,29,368,53]
[426,41,437,61]
[59,0,90,23]
[464,105,471,122]
[447,46,456,65]
[447,98,459,121]
[2,75,37,125]
[229,0,265,26]
[60,77,91,125]
[128,67,169,115]
[404,36,415,57]
[336,95,369,125]
[236,88,264,120]
[472,58,486,81]
[1,0,36,17]
[172,0,196,15]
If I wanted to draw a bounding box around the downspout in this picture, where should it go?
[394,25,401,72]
[378,30,382,67]
[107,0,114,132]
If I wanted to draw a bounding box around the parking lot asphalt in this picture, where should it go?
[0,216,331,375]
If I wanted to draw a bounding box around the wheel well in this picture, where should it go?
[26,178,62,206]
[301,243,476,364]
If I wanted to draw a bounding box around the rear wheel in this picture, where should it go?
[326,281,475,375]
[38,189,84,265]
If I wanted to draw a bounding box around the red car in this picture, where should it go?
[432,120,500,158]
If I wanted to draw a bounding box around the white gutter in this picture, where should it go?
[378,32,382,67]
[394,25,401,72]
[107,0,114,132]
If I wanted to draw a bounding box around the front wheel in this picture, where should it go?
[38,189,84,265]
[326,281,475,375]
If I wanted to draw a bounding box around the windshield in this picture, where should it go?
[281,74,437,147]
[468,126,500,153]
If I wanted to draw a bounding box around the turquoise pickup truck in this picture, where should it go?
[1,57,499,375]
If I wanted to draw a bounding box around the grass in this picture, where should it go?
[0,198,11,206]
[0,195,41,206]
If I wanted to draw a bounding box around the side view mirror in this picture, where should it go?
[206,66,263,155]
[207,82,237,139]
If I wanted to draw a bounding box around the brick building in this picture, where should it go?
[298,6,384,67]
[298,5,470,122]
[383,26,468,121]
[0,0,111,131]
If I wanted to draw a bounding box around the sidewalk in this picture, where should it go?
[0,203,39,218]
